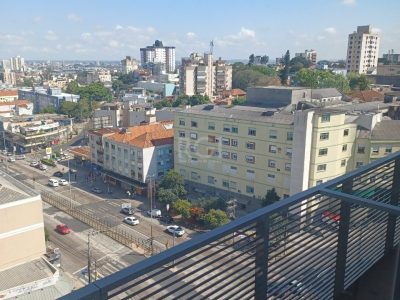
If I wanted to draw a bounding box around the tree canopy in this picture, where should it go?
[173,199,192,219]
[279,50,291,85]
[289,56,311,73]
[262,188,280,207]
[65,81,112,102]
[201,209,230,229]
[294,69,351,93]
[154,95,210,109]
[232,62,278,91]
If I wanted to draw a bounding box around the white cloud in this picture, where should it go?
[44,30,58,41]
[80,32,92,41]
[67,13,82,22]
[324,27,337,34]
[32,16,42,23]
[317,35,326,41]
[371,27,381,34]
[237,27,255,39]
[342,0,356,5]
[109,40,119,48]
[215,27,256,48]
[186,32,196,39]
[115,25,123,30]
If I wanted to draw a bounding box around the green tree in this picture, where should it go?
[157,188,179,204]
[44,228,50,242]
[201,209,230,229]
[65,81,79,94]
[280,50,290,85]
[159,170,186,198]
[248,54,255,66]
[59,101,79,118]
[232,64,278,91]
[289,56,311,72]
[348,73,370,91]
[41,105,55,114]
[198,197,227,212]
[262,188,280,207]
[260,55,269,65]
[173,199,192,219]
[22,77,34,87]
[295,69,351,93]
[232,96,246,105]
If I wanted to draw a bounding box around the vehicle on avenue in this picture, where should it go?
[56,224,70,235]
[39,164,47,170]
[48,178,59,187]
[124,216,139,226]
[53,171,64,178]
[58,179,68,186]
[30,161,39,167]
[15,155,25,160]
[6,152,13,156]
[147,209,162,218]
[91,187,103,194]
[166,225,185,237]
[7,157,15,162]
[120,207,134,215]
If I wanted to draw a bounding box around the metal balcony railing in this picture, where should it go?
[60,152,400,300]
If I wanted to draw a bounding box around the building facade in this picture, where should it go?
[174,102,400,205]
[0,90,18,102]
[86,69,112,84]
[140,40,176,73]
[346,25,380,74]
[295,49,317,65]
[121,56,139,74]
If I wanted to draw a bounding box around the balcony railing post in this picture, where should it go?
[385,158,400,253]
[333,178,352,299]
[254,215,270,300]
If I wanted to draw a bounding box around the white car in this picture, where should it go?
[147,209,162,218]
[39,164,47,171]
[7,157,15,162]
[166,225,185,237]
[48,178,59,187]
[30,161,39,167]
[124,216,139,226]
[58,179,68,186]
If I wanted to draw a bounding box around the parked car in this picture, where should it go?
[124,216,139,226]
[7,157,15,162]
[147,209,162,218]
[166,225,185,237]
[91,187,103,194]
[15,154,25,160]
[120,207,134,215]
[6,152,13,156]
[39,164,47,171]
[58,179,68,186]
[1,149,7,155]
[53,171,64,178]
[48,178,59,187]
[30,161,39,167]
[56,224,70,235]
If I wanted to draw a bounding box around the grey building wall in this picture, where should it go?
[246,87,311,108]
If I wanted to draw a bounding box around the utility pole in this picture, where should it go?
[87,232,92,284]
[68,157,72,209]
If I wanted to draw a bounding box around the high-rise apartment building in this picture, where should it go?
[140,40,176,73]
[179,53,232,97]
[10,56,25,72]
[174,100,399,204]
[121,56,139,74]
[346,25,380,74]
[295,49,317,65]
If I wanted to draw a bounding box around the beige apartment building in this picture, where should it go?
[346,25,380,74]
[174,102,400,205]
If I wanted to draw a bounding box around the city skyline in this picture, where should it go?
[0,0,399,61]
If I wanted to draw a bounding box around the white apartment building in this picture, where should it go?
[140,40,176,73]
[346,25,380,74]
[295,49,317,65]
[121,56,139,74]
[86,69,112,84]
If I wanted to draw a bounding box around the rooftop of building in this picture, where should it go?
[89,127,119,136]
[0,90,18,97]
[320,101,391,114]
[105,121,174,148]
[347,90,384,102]
[371,120,400,140]
[0,113,70,122]
[249,86,308,90]
[68,146,91,159]
[180,104,294,124]
[311,88,342,99]
[0,170,37,205]
[385,91,400,96]
[222,89,246,97]
[0,100,31,107]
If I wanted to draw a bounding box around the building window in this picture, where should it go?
[179,131,185,138]
[208,176,215,184]
[208,122,215,130]
[356,162,364,168]
[190,132,198,140]
[267,174,275,180]
[208,135,216,143]
[230,166,237,173]
[191,172,199,180]
[269,130,277,139]
[246,142,255,150]
[246,185,254,194]
[248,128,256,136]
[189,145,197,152]
[320,132,329,140]
[111,144,115,150]
[268,159,276,168]
[191,120,198,127]
[269,145,277,153]
[232,126,238,134]
[285,163,291,171]
[342,144,347,152]
[287,132,293,141]
[245,155,255,164]
[318,148,328,156]
[231,153,237,160]
[317,164,327,172]
[357,145,365,154]
[222,137,230,145]
[179,119,185,126]
[208,149,219,157]
[286,148,292,157]
[105,142,109,148]
[385,146,392,154]
[223,124,231,132]
[231,139,238,147]
[222,151,230,159]
[191,157,198,164]
[246,169,255,177]
[341,159,346,167]
[222,180,229,188]
[344,129,349,136]
[321,113,330,123]
[371,146,379,155]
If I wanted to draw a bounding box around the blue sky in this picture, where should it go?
[1,0,399,61]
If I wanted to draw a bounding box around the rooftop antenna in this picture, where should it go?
[210,40,214,55]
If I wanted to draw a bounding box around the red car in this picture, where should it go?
[56,224,71,235]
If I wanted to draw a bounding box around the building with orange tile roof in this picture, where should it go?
[0,90,18,102]
[88,120,174,189]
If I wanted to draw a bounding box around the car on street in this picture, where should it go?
[1,149,7,155]
[91,187,103,194]
[123,216,139,226]
[53,171,64,178]
[147,209,162,218]
[6,152,13,156]
[166,225,185,237]
[15,154,25,160]
[7,157,15,162]
[120,207,134,215]
[58,179,68,186]
[48,178,59,187]
[56,224,70,235]
[38,164,47,170]
[30,161,39,167]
